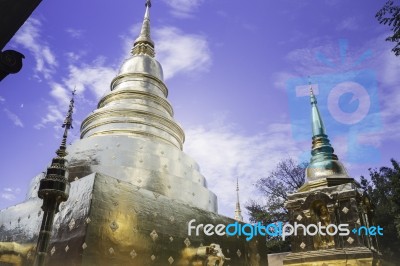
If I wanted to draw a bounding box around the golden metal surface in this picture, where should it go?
[0,242,34,265]
[98,89,174,116]
[110,73,168,97]
[1,173,267,265]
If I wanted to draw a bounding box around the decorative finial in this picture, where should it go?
[308,76,322,108]
[56,89,76,157]
[308,76,315,96]
[132,0,155,57]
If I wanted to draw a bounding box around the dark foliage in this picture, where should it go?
[246,158,307,253]
[376,0,400,56]
[360,159,400,263]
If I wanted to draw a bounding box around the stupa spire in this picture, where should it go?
[34,90,75,266]
[132,0,155,57]
[305,83,349,182]
[234,177,243,222]
[310,85,326,137]
[57,89,75,157]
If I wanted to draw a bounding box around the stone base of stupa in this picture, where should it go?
[0,173,266,266]
[282,180,382,266]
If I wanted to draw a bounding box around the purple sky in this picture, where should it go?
[0,0,399,221]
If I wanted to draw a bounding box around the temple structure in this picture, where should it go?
[0,1,266,265]
[282,87,381,265]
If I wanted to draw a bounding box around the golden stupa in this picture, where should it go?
[0,1,266,265]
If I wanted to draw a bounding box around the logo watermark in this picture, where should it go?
[286,39,381,163]
[188,219,383,242]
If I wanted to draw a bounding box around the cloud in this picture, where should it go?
[1,187,21,201]
[358,47,400,145]
[65,51,85,63]
[13,18,57,80]
[4,108,24,127]
[379,46,400,89]
[50,82,71,108]
[0,96,5,102]
[273,71,296,90]
[35,105,64,129]
[66,28,84,39]
[155,27,211,80]
[11,17,68,130]
[34,58,116,129]
[339,37,400,147]
[11,19,114,131]
[64,62,117,100]
[1,193,15,200]
[284,44,339,75]
[162,0,204,18]
[184,122,305,220]
[336,17,359,31]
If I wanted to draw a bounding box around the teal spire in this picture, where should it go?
[310,87,326,136]
[306,85,349,182]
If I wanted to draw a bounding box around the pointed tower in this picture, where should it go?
[299,86,353,192]
[0,2,267,265]
[234,178,243,222]
[34,90,75,266]
[283,85,381,266]
[132,0,154,57]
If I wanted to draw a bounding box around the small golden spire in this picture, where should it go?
[234,177,243,222]
[132,0,155,57]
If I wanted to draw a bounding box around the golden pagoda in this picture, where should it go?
[0,1,266,265]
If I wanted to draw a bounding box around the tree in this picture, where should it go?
[246,158,307,252]
[376,0,400,56]
[360,159,400,263]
